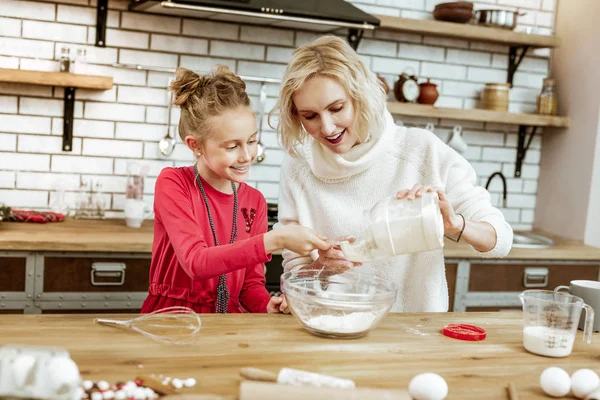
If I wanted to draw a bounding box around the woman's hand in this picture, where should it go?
[302,237,362,275]
[267,294,290,314]
[396,184,463,236]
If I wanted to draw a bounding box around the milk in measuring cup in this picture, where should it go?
[523,326,576,358]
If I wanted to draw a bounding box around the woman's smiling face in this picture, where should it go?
[293,76,358,154]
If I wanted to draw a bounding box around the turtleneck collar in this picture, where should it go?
[301,110,397,182]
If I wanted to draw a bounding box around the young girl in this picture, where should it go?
[142,66,330,314]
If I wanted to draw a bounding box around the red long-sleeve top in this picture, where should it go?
[141,166,272,314]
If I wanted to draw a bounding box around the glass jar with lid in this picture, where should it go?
[537,78,557,115]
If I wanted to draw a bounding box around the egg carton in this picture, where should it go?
[0,344,81,400]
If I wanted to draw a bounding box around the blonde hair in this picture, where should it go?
[270,35,386,157]
[170,66,251,142]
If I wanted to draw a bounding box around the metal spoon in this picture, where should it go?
[159,86,175,157]
[255,82,267,163]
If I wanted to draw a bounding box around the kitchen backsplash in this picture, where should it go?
[0,0,555,230]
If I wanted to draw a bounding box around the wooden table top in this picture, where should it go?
[0,312,598,399]
[1,218,600,261]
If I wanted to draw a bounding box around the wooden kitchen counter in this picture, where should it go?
[1,218,600,260]
[0,312,598,399]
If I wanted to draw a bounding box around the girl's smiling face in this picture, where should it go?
[293,76,358,154]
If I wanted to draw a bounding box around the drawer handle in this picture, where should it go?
[91,263,126,286]
[523,267,548,288]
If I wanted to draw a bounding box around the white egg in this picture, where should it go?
[572,369,600,399]
[409,373,448,400]
[12,354,36,387]
[585,388,600,400]
[184,377,197,388]
[540,367,571,397]
[46,357,81,395]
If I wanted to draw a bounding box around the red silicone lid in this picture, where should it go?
[442,324,487,341]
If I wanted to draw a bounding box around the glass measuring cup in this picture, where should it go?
[519,290,594,357]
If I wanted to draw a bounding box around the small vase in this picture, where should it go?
[377,74,390,95]
[418,79,439,105]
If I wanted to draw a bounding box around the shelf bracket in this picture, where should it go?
[62,87,75,152]
[95,0,108,47]
[507,45,530,86]
[347,29,364,51]
[515,124,537,178]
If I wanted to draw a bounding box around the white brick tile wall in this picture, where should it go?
[499,208,520,224]
[82,138,143,158]
[358,39,397,57]
[237,61,286,80]
[240,26,293,46]
[0,95,18,113]
[467,67,507,83]
[19,58,60,72]
[0,153,50,171]
[152,34,209,56]
[0,55,19,69]
[354,4,400,17]
[114,158,173,177]
[51,155,113,174]
[446,49,491,67]
[0,17,21,37]
[421,62,466,80]
[2,0,55,21]
[84,103,145,122]
[266,47,294,64]
[371,57,420,75]
[182,20,239,40]
[0,171,16,188]
[506,194,537,209]
[23,21,87,44]
[121,13,181,35]
[0,189,48,208]
[119,49,177,68]
[116,122,166,141]
[210,40,264,60]
[423,36,469,49]
[523,180,538,194]
[0,0,553,227]
[0,114,51,134]
[18,135,82,154]
[398,43,444,62]
[105,29,149,50]
[0,37,55,59]
[56,5,95,25]
[17,171,80,191]
[0,133,17,151]
[180,55,236,74]
[118,86,169,106]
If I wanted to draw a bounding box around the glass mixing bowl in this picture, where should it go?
[281,268,398,339]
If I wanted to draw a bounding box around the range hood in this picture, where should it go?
[129,0,380,37]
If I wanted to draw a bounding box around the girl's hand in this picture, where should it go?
[396,184,463,236]
[267,294,290,314]
[264,225,331,255]
[303,237,362,275]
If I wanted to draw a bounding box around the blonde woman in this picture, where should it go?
[272,36,513,312]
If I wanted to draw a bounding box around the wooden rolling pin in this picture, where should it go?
[239,381,410,400]
[240,367,355,388]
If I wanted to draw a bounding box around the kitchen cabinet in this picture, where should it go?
[449,259,600,312]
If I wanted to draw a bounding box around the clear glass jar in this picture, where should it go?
[537,78,557,115]
[72,48,87,74]
[340,192,445,262]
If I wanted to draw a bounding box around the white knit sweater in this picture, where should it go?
[277,111,513,312]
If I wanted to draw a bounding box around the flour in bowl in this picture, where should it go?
[305,312,378,334]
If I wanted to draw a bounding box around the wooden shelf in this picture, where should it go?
[0,68,113,90]
[376,15,559,48]
[386,102,570,128]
